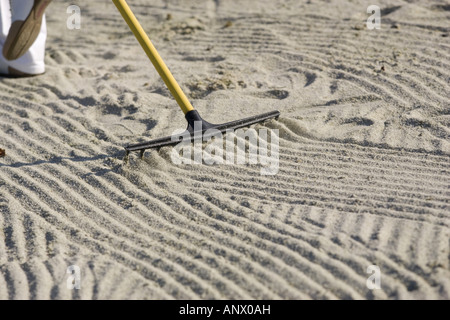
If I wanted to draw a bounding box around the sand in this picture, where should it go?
[0,0,449,299]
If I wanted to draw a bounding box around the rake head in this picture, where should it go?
[125,110,280,157]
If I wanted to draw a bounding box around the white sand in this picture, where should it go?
[0,0,449,299]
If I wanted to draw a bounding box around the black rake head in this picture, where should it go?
[124,110,280,158]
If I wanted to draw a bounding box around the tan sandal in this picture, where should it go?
[2,0,52,61]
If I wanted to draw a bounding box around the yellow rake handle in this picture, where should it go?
[112,0,194,114]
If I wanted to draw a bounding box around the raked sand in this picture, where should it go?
[0,0,449,299]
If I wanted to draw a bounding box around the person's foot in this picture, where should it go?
[2,0,52,61]
[0,0,47,77]
[0,56,44,77]
[0,34,46,77]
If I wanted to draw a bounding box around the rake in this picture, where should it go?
[112,0,280,159]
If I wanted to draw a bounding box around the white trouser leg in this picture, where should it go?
[0,0,11,40]
[0,0,47,75]
[10,0,34,21]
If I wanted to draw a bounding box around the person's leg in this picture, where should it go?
[3,0,52,61]
[0,0,48,76]
[0,0,12,40]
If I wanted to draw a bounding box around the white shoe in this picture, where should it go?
[0,0,48,77]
